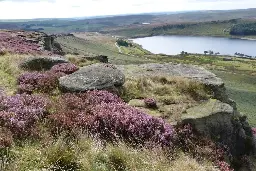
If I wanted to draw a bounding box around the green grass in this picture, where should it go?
[0,54,25,94]
[107,19,256,39]
[120,75,210,122]
[56,33,155,65]
[3,136,217,171]
[148,54,256,75]
[213,71,256,126]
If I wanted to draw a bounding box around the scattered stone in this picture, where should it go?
[128,99,145,107]
[19,56,69,71]
[223,57,233,61]
[59,63,125,92]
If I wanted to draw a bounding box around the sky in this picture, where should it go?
[0,0,255,19]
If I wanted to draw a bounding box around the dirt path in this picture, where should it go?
[115,42,122,53]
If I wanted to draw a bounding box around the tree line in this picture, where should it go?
[230,22,256,35]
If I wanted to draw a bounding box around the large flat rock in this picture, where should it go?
[59,63,125,92]
[117,63,223,87]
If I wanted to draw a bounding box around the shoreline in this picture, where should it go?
[128,33,256,41]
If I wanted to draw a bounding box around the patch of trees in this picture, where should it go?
[152,19,241,32]
[230,22,256,35]
[116,39,132,47]
[152,24,193,31]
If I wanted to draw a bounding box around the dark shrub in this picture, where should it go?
[0,127,13,148]
[50,63,79,75]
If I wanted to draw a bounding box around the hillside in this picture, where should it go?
[0,29,256,171]
[1,8,256,34]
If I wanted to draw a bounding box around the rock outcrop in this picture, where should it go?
[118,63,256,169]
[43,35,64,55]
[59,63,125,92]
[182,99,254,155]
[0,30,64,55]
[19,56,68,71]
[117,63,233,106]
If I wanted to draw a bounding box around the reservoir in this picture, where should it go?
[132,35,256,57]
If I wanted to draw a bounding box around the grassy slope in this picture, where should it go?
[107,20,256,39]
[56,33,154,65]
[213,71,256,126]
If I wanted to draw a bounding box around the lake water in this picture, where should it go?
[132,35,256,57]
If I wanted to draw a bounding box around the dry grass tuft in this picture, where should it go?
[3,136,219,171]
[0,54,27,94]
[121,76,211,122]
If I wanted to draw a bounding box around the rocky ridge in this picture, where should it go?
[117,63,256,169]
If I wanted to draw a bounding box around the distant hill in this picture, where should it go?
[0,8,256,34]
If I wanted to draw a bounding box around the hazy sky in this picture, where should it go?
[0,0,255,19]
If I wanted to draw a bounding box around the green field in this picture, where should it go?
[56,33,154,65]
[107,19,256,39]
[213,71,256,126]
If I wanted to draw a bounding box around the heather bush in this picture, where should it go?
[17,71,65,94]
[48,91,123,132]
[0,31,48,55]
[50,63,79,75]
[49,90,176,147]
[144,98,157,108]
[87,102,175,147]
[0,93,49,138]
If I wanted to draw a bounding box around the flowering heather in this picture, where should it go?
[49,90,176,147]
[144,98,157,108]
[85,90,124,105]
[0,31,43,55]
[17,71,65,94]
[50,63,79,75]
[252,128,256,135]
[0,93,49,137]
[88,102,175,147]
